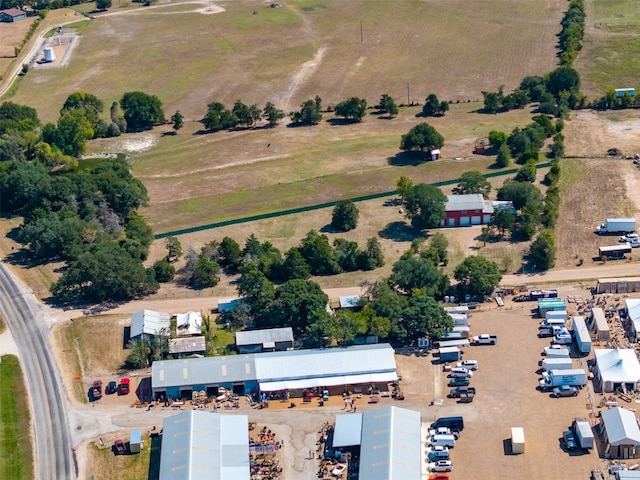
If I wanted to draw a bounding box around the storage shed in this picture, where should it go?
[511,427,525,454]
[217,297,242,313]
[130,429,142,453]
[235,327,294,354]
[168,336,205,358]
[597,277,640,294]
[0,8,27,22]
[131,310,170,342]
[592,307,610,341]
[338,295,361,309]
[600,407,640,459]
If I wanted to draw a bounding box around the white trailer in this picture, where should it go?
[543,346,570,358]
[572,315,592,354]
[573,419,594,449]
[511,427,525,454]
[542,357,573,372]
[545,310,568,321]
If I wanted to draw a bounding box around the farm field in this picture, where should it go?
[9,0,566,122]
[576,0,640,97]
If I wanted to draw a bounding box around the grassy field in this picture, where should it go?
[576,0,640,97]
[0,355,33,480]
[9,0,565,122]
[87,435,157,480]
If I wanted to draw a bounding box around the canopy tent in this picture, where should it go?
[259,372,397,392]
[601,407,640,459]
[595,348,640,392]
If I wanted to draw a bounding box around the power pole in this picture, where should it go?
[407,83,410,106]
[360,21,363,43]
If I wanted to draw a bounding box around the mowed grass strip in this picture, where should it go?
[0,355,33,480]
[88,436,153,480]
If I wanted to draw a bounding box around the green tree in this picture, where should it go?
[396,176,413,197]
[61,92,105,137]
[331,199,359,231]
[547,66,581,97]
[333,238,361,272]
[401,183,447,229]
[171,110,184,133]
[268,279,328,331]
[529,230,556,270]
[482,91,501,113]
[334,97,367,122]
[515,161,537,183]
[377,94,398,117]
[218,236,242,269]
[201,102,237,131]
[357,237,385,270]
[299,230,340,275]
[55,110,94,156]
[96,0,112,9]
[454,255,502,298]
[488,130,508,150]
[165,236,182,262]
[497,180,543,212]
[402,293,453,340]
[452,171,492,198]
[191,254,220,288]
[248,104,262,127]
[232,100,252,127]
[490,208,516,237]
[400,122,444,158]
[153,258,175,282]
[120,91,166,131]
[325,310,367,345]
[495,144,511,168]
[263,102,284,127]
[422,94,444,116]
[281,247,311,279]
[390,255,449,297]
[290,97,322,125]
[429,232,449,265]
[238,267,275,314]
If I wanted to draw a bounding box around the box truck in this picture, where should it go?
[572,419,594,449]
[439,346,462,362]
[546,310,568,321]
[595,218,636,234]
[541,357,573,372]
[539,368,587,390]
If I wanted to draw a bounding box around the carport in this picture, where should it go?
[600,407,640,459]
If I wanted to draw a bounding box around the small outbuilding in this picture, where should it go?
[600,407,640,459]
[338,295,361,309]
[175,311,202,336]
[169,336,206,358]
[594,348,640,392]
[0,8,27,22]
[591,307,610,342]
[131,310,170,342]
[129,429,142,453]
[217,297,242,313]
[597,277,640,294]
[511,427,525,454]
[235,327,294,354]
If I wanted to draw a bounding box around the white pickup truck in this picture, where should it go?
[472,334,497,345]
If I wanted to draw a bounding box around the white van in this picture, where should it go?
[539,318,565,328]
[539,325,564,337]
[449,367,473,378]
[428,434,456,448]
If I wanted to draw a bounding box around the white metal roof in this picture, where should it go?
[592,308,610,339]
[359,406,422,479]
[169,336,206,355]
[626,299,640,337]
[131,310,170,338]
[152,344,397,390]
[175,311,202,336]
[595,348,640,385]
[445,194,485,212]
[338,295,361,309]
[159,411,249,480]
[235,327,294,347]
[602,407,640,446]
[333,413,363,447]
[259,372,397,392]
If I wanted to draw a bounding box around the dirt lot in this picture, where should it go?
[70,283,640,479]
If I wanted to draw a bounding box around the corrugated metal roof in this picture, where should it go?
[152,344,397,390]
[130,429,141,444]
[595,348,640,385]
[235,327,294,346]
[159,411,249,480]
[339,295,361,308]
[445,194,485,212]
[333,413,363,447]
[131,310,170,338]
[601,407,640,446]
[169,336,206,355]
[0,8,26,16]
[359,406,422,479]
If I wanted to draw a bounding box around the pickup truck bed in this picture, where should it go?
[472,334,497,345]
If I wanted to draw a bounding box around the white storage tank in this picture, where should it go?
[43,47,56,63]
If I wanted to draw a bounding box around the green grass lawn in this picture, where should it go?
[0,355,33,480]
[89,435,156,480]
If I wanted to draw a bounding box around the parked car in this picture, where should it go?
[563,430,577,450]
[449,367,473,378]
[448,376,470,387]
[426,445,450,461]
[91,380,103,400]
[428,460,453,472]
[114,439,126,455]
[552,385,579,397]
[428,474,450,480]
[428,427,460,440]
[620,233,639,243]
[106,381,117,395]
[456,360,478,370]
[119,378,130,395]
[332,464,347,477]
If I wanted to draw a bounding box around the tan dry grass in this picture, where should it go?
[10,0,565,122]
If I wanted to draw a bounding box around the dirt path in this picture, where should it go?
[280,46,326,112]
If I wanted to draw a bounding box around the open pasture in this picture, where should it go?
[10,0,565,122]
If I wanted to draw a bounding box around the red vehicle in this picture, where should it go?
[119,378,130,395]
[114,439,126,455]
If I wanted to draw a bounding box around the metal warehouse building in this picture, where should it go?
[151,343,398,400]
[159,411,249,480]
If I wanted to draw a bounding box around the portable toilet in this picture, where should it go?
[43,46,56,62]
[511,427,525,454]
[130,430,142,453]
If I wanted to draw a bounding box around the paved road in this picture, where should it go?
[0,263,75,480]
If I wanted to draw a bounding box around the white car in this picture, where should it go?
[428,460,453,472]
[456,360,478,371]
[449,367,473,378]
[620,233,639,243]
[428,427,460,439]
[332,464,347,477]
[426,445,450,461]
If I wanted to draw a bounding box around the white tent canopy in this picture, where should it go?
[602,407,640,446]
[175,311,202,336]
[259,372,397,392]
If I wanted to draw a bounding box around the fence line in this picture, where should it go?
[154,162,552,239]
